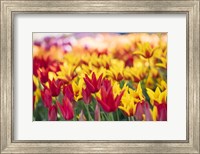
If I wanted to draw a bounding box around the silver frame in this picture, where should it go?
[0,0,199,153]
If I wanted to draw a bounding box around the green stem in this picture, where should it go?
[104,113,109,121]
[101,112,109,121]
[109,113,114,121]
[116,110,119,121]
[84,103,93,121]
[100,114,105,121]
[88,105,93,121]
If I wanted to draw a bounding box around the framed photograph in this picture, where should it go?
[1,0,199,153]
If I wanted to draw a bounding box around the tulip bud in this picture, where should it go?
[48,105,57,121]
[79,110,86,121]
[95,103,101,121]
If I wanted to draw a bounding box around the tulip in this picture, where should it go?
[135,101,152,121]
[56,95,74,120]
[48,79,62,97]
[72,78,84,101]
[118,87,136,117]
[124,54,134,67]
[48,105,57,121]
[33,88,41,109]
[146,87,167,106]
[33,75,40,91]
[154,102,167,121]
[107,61,124,81]
[84,72,103,93]
[56,62,77,83]
[123,63,146,83]
[82,87,91,104]
[63,84,74,101]
[41,88,52,108]
[96,79,124,112]
[134,42,156,59]
[157,80,167,91]
[38,67,49,83]
[156,57,167,69]
[78,110,86,121]
[132,82,145,103]
[90,54,110,69]
[134,102,144,120]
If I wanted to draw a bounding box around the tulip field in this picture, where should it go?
[33,33,167,121]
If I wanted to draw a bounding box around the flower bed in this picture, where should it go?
[33,33,167,121]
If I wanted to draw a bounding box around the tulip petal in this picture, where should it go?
[96,97,110,112]
[114,90,125,108]
[84,77,95,93]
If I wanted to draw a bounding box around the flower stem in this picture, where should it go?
[116,110,119,121]
[109,113,114,121]
[103,112,109,121]
[88,105,93,121]
[83,103,93,121]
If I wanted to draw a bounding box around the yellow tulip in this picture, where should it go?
[72,77,85,101]
[57,62,77,82]
[156,57,167,69]
[33,75,41,108]
[134,42,157,59]
[157,80,167,91]
[146,87,167,106]
[119,87,137,117]
[131,82,145,103]
[119,83,144,117]
[150,106,158,121]
[107,59,124,81]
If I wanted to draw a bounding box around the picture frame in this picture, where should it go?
[0,0,199,153]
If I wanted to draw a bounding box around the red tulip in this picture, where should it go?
[63,84,74,101]
[134,103,143,120]
[84,72,103,93]
[37,67,49,83]
[125,54,134,67]
[82,87,91,104]
[143,102,153,121]
[41,88,52,108]
[33,56,60,75]
[48,105,57,121]
[135,101,152,121]
[33,55,61,84]
[49,79,62,97]
[115,73,123,81]
[155,102,167,121]
[56,95,74,120]
[96,79,124,112]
